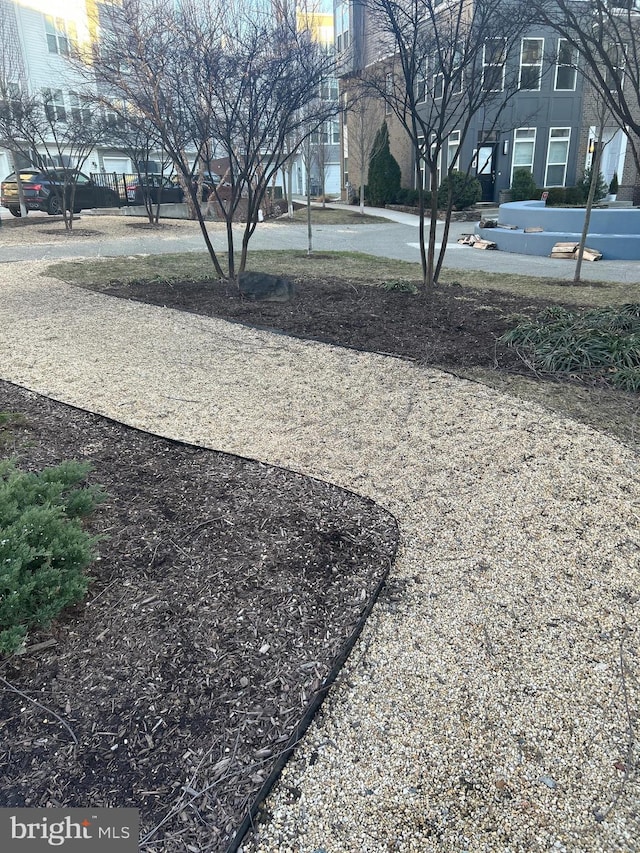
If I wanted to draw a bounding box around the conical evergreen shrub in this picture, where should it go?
[367,122,401,207]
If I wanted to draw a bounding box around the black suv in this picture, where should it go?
[0,168,120,216]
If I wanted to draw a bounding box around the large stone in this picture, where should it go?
[238,271,294,302]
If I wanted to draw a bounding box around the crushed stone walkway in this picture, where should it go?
[0,260,638,853]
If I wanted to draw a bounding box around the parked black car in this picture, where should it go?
[126,174,184,204]
[0,168,120,216]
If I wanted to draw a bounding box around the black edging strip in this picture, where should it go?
[224,553,394,853]
[1,379,401,852]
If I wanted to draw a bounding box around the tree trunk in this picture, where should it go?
[574,122,605,283]
[8,150,27,218]
[306,136,312,255]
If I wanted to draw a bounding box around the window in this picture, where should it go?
[0,81,22,121]
[417,136,426,189]
[604,43,625,91]
[447,130,460,170]
[104,107,124,128]
[519,39,543,90]
[545,128,570,186]
[320,78,338,101]
[482,38,506,92]
[44,15,77,56]
[432,47,463,100]
[416,62,427,103]
[555,40,577,90]
[312,121,339,145]
[433,68,444,100]
[69,92,91,125]
[511,128,536,181]
[451,46,464,96]
[43,88,66,122]
[335,1,349,53]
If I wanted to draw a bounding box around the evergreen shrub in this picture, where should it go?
[580,167,608,202]
[367,122,402,206]
[510,168,539,201]
[437,171,481,210]
[0,460,105,655]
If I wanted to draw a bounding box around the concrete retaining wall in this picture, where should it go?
[478,199,640,260]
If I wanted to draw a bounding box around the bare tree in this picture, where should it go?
[89,0,337,281]
[344,86,383,214]
[359,0,535,295]
[0,85,106,230]
[103,114,173,224]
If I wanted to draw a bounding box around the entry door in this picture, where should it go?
[476,144,497,201]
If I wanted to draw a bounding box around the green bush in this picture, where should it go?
[510,168,539,201]
[609,172,619,195]
[437,170,482,210]
[544,187,566,206]
[499,303,640,386]
[367,122,402,206]
[544,186,588,206]
[580,167,608,202]
[564,186,584,205]
[396,187,420,206]
[0,460,105,655]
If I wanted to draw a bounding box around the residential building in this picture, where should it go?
[0,0,167,180]
[334,0,637,203]
[288,9,341,197]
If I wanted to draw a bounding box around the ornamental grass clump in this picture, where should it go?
[500,303,640,390]
[0,460,105,655]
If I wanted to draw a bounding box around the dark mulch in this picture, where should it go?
[0,382,398,852]
[92,274,558,372]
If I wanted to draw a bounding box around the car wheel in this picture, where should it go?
[47,195,63,215]
[8,207,22,217]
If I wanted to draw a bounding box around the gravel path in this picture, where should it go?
[0,257,638,853]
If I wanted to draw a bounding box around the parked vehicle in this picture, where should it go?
[0,168,120,216]
[126,174,184,204]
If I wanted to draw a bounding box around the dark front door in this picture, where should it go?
[476,144,497,202]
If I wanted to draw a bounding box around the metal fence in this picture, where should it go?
[90,172,139,206]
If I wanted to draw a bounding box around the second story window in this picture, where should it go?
[43,88,66,122]
[482,38,507,92]
[604,43,625,91]
[555,40,577,90]
[320,78,339,101]
[385,71,393,114]
[519,38,543,90]
[44,15,77,56]
[69,92,92,125]
[335,1,349,53]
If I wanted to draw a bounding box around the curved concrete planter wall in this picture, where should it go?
[478,200,640,260]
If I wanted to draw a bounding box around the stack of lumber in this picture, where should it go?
[457,233,497,249]
[550,242,602,261]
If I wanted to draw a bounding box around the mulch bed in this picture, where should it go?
[89,273,561,371]
[0,382,398,852]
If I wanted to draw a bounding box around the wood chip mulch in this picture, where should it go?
[0,381,399,852]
